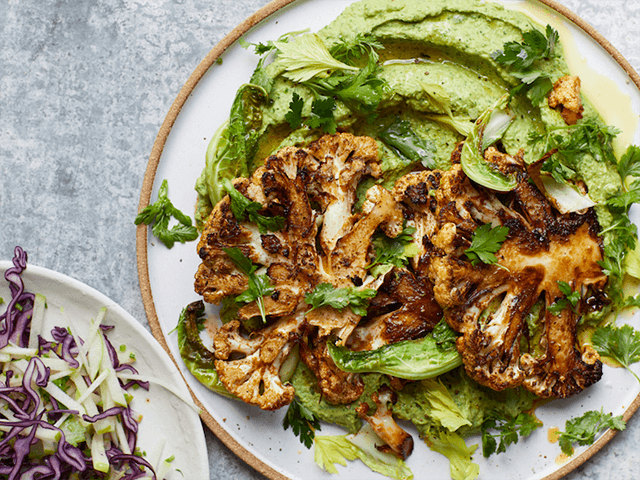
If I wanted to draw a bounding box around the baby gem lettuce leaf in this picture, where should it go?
[327,319,462,380]
[274,33,359,83]
[135,179,198,249]
[314,429,413,480]
[557,409,625,456]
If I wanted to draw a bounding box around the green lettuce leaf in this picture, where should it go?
[314,426,414,480]
[426,430,479,480]
[176,301,235,399]
[327,320,462,380]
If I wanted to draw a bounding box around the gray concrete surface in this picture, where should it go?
[1,1,639,479]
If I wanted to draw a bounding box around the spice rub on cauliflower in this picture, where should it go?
[394,146,607,399]
[194,133,435,410]
[194,130,609,411]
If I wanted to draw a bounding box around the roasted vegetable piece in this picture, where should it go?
[196,133,413,409]
[395,150,607,399]
[548,75,584,125]
[177,300,234,398]
[356,386,414,459]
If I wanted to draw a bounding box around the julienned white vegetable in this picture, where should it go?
[0,248,181,480]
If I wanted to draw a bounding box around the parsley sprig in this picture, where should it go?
[592,323,640,383]
[223,179,285,234]
[491,25,559,104]
[304,283,376,317]
[281,34,387,134]
[547,281,581,316]
[223,247,274,324]
[135,179,198,249]
[464,224,509,267]
[481,412,542,457]
[367,224,419,277]
[557,409,625,456]
[283,397,321,449]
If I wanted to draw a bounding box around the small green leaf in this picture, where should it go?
[464,224,509,267]
[135,179,198,249]
[305,283,376,317]
[283,397,321,449]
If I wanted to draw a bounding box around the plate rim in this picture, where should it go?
[135,1,640,479]
[0,259,210,479]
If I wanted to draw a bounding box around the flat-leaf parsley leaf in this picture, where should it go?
[305,283,376,317]
[135,179,198,249]
[283,397,321,449]
[464,224,509,267]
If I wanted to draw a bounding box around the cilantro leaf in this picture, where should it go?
[592,323,640,383]
[329,33,384,65]
[223,179,285,234]
[285,92,305,130]
[616,144,640,180]
[307,97,337,133]
[557,409,626,456]
[305,283,376,317]
[481,412,542,457]
[283,397,321,449]
[491,25,558,103]
[464,224,509,267]
[305,44,387,115]
[135,179,198,249]
[223,247,273,323]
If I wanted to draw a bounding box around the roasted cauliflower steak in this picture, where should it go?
[394,148,606,399]
[195,133,415,409]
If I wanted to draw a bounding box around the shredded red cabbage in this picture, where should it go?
[0,247,159,480]
[0,246,34,348]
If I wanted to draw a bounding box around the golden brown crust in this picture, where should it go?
[548,75,584,125]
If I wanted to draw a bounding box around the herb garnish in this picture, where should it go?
[307,97,338,134]
[367,224,419,277]
[491,25,559,104]
[547,281,581,315]
[305,283,376,317]
[223,247,274,323]
[223,179,285,234]
[283,397,321,449]
[464,224,509,267]
[135,179,198,249]
[557,409,625,456]
[285,92,305,130]
[481,412,542,457]
[592,323,640,383]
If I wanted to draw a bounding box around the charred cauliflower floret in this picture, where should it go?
[347,268,443,351]
[213,310,303,410]
[356,386,414,459]
[395,154,606,399]
[195,133,411,409]
[548,75,584,125]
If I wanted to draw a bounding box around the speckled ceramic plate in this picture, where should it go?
[0,261,209,479]
[136,1,640,479]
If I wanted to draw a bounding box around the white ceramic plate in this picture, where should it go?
[0,260,209,479]
[137,1,640,479]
